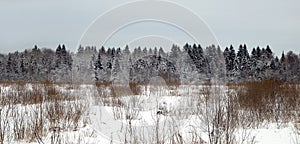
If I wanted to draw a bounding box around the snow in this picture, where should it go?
[0,83,299,143]
[253,123,296,144]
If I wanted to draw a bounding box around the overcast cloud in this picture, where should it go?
[0,0,299,55]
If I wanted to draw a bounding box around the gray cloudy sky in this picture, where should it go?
[0,0,299,55]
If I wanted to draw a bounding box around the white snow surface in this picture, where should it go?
[0,83,299,143]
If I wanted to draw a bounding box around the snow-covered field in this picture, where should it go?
[0,83,299,144]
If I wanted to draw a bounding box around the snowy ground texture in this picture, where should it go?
[0,83,299,144]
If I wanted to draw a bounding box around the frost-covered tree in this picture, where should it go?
[94,51,103,81]
[153,47,158,56]
[206,45,226,83]
[111,57,121,82]
[169,44,180,62]
[148,48,153,55]
[0,43,299,83]
[236,44,250,81]
[6,53,17,80]
[285,51,300,82]
[192,44,207,73]
[142,47,148,57]
[158,47,166,58]
[72,46,97,83]
[123,45,130,56]
[180,43,204,84]
[132,47,142,60]
[0,54,6,80]
[51,44,73,82]
[223,45,239,82]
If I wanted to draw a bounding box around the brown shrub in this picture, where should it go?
[236,78,300,123]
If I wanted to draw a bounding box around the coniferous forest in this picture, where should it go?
[1,44,300,144]
[0,43,299,84]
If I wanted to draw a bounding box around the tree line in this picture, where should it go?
[0,45,72,82]
[0,43,299,83]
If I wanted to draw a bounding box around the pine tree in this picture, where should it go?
[94,51,104,81]
[229,45,236,70]
[236,44,250,80]
[100,46,106,55]
[123,45,130,56]
[148,48,153,55]
[111,58,121,82]
[159,47,166,57]
[0,54,5,80]
[153,47,158,56]
[206,45,225,83]
[191,44,206,72]
[170,44,180,61]
[52,44,73,82]
[6,54,13,80]
[142,47,148,56]
[77,45,84,56]
[285,51,300,82]
[223,47,230,72]
[265,45,273,59]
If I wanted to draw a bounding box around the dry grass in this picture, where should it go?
[0,81,88,143]
[235,79,300,124]
[0,80,299,143]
